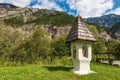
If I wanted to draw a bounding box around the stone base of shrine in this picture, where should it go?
[71,69,95,75]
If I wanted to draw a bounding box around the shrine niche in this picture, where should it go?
[82,45,88,58]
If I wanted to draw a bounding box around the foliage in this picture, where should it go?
[51,36,70,58]
[106,40,118,52]
[0,23,52,66]
[115,43,120,52]
[10,26,51,64]
[92,40,107,54]
[25,26,51,60]
[87,22,110,33]
[87,24,99,39]
[4,16,24,27]
[106,40,120,59]
[0,22,23,65]
[28,10,75,26]
[0,23,71,66]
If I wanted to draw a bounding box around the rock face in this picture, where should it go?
[85,14,120,28]
[109,22,120,40]
[0,8,39,21]
[98,30,111,41]
[111,30,120,40]
[43,25,111,41]
[43,25,71,38]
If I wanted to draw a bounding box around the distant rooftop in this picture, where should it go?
[66,15,96,42]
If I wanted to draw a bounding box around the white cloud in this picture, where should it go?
[31,0,63,11]
[0,0,31,7]
[0,0,63,11]
[12,0,31,7]
[0,0,4,3]
[107,8,120,14]
[67,0,114,18]
[0,0,116,18]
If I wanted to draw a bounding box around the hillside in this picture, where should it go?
[110,22,120,40]
[0,3,17,9]
[0,7,75,26]
[85,14,120,28]
[0,7,111,41]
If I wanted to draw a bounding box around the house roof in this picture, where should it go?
[66,15,97,42]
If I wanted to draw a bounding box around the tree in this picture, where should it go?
[51,36,70,58]
[115,43,120,52]
[31,26,51,59]
[92,40,107,54]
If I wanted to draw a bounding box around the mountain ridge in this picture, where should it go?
[0,6,115,41]
[85,14,120,28]
[0,3,18,9]
[110,22,120,40]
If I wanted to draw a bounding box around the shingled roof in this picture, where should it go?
[66,15,96,42]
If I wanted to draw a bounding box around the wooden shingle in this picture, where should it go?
[66,15,96,42]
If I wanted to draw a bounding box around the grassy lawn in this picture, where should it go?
[0,63,120,80]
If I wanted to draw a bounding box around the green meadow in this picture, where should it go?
[0,63,120,80]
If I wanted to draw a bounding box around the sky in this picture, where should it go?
[0,0,120,18]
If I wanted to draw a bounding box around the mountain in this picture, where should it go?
[0,7,112,41]
[110,22,120,40]
[85,14,120,28]
[0,3,17,9]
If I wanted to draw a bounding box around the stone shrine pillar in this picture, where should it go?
[66,15,96,75]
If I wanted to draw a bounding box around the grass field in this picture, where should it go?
[0,63,120,80]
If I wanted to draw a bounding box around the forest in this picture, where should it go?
[0,22,120,66]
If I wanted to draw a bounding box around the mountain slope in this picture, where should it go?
[0,3,17,9]
[110,22,120,40]
[0,8,75,26]
[85,14,120,28]
[0,7,111,41]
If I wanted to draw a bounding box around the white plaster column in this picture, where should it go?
[88,44,92,60]
[71,42,77,71]
[74,43,93,74]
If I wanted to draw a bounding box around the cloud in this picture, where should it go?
[11,0,31,7]
[67,0,114,18]
[31,0,63,11]
[107,8,120,14]
[0,0,31,7]
[12,0,31,7]
[0,0,5,3]
[0,0,116,18]
[0,0,63,11]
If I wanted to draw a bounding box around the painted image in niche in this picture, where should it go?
[82,45,88,58]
